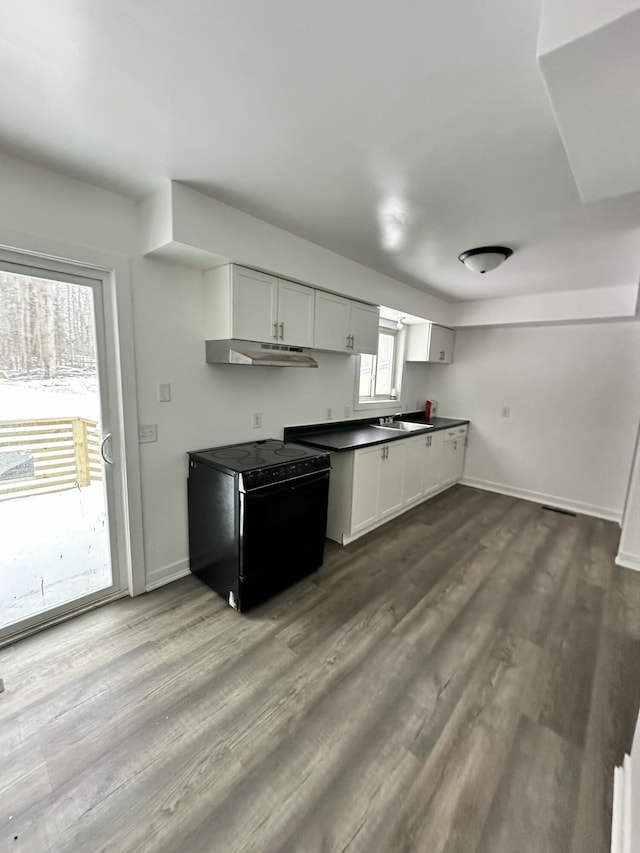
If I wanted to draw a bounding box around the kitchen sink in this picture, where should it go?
[372,421,433,432]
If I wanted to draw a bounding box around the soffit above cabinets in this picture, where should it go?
[538,0,640,202]
[0,1,639,305]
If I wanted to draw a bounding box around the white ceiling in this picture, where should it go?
[0,0,638,303]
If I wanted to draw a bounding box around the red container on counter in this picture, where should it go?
[424,400,432,419]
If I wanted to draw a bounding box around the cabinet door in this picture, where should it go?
[350,302,379,355]
[277,279,315,347]
[440,439,460,488]
[232,267,278,343]
[405,324,430,362]
[423,432,443,496]
[351,446,382,532]
[314,291,352,352]
[453,430,467,481]
[379,441,405,518]
[403,436,425,505]
[428,325,455,363]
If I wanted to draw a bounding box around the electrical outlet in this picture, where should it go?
[501,405,511,418]
[326,407,333,419]
[344,406,351,418]
[252,412,262,429]
[157,382,171,402]
[139,424,157,443]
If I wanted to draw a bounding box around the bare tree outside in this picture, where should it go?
[0,272,96,379]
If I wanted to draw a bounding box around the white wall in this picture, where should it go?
[0,151,431,591]
[144,182,455,327]
[424,322,640,520]
[132,255,427,587]
[2,149,639,593]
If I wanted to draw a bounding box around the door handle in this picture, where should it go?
[101,433,114,465]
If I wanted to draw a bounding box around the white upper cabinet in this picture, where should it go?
[277,278,315,347]
[405,323,455,363]
[313,291,352,353]
[204,264,376,352]
[204,265,314,347]
[232,267,278,343]
[349,301,379,355]
[314,291,379,354]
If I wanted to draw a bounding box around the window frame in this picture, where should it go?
[354,321,405,412]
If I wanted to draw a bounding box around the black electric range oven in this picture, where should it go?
[187,439,331,612]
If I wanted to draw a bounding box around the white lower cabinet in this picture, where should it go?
[423,431,444,497]
[351,445,382,532]
[350,442,405,534]
[403,436,425,505]
[326,425,468,545]
[379,441,405,518]
[440,425,468,487]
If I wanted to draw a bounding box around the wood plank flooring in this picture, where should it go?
[1,486,639,852]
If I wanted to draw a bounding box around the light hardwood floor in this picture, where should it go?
[1,486,640,852]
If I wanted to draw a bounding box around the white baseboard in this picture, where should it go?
[615,550,640,572]
[459,476,621,523]
[145,558,191,592]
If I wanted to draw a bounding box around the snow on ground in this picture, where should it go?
[0,377,111,629]
[0,484,112,628]
[0,376,101,421]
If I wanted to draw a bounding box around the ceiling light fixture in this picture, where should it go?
[458,246,513,274]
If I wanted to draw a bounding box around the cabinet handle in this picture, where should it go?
[350,334,355,350]
[440,350,445,360]
[279,321,284,340]
[273,322,278,340]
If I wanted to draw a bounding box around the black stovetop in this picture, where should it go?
[188,439,328,474]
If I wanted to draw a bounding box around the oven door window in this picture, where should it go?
[239,472,329,580]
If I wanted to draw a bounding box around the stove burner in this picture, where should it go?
[275,446,304,457]
[212,448,254,460]
[192,438,325,475]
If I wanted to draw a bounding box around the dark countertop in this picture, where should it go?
[284,414,470,452]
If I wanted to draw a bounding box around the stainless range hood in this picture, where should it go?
[206,339,318,367]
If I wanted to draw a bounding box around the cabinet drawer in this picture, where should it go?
[445,425,467,440]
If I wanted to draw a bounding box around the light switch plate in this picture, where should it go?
[158,383,171,402]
